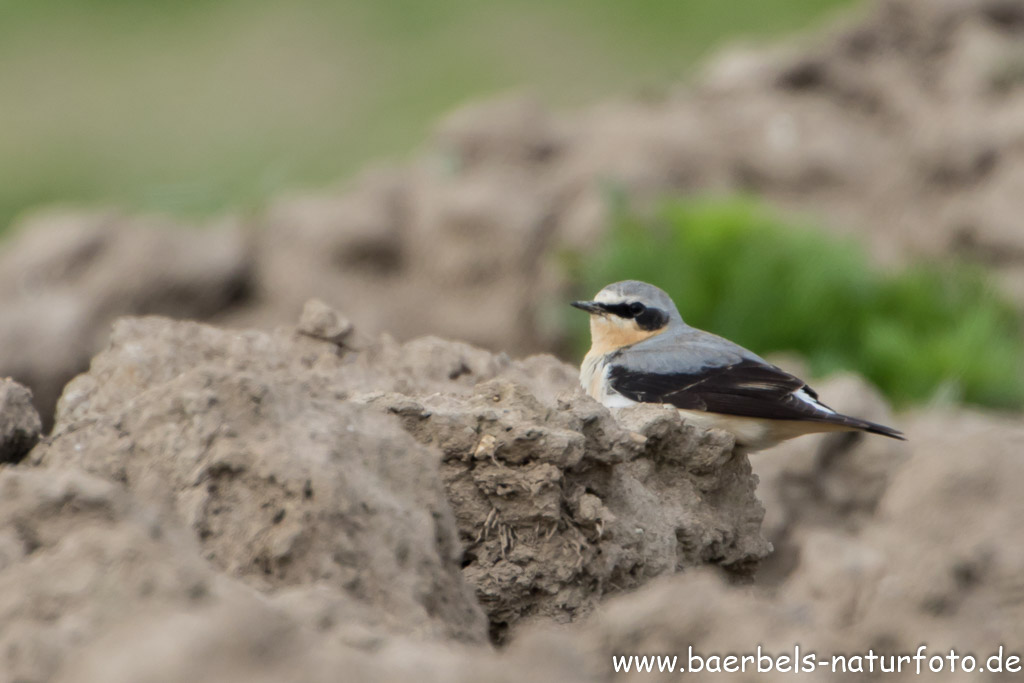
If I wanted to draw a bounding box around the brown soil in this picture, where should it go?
[2,301,1019,681]
[1,0,1022,680]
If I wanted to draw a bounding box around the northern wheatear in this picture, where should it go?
[572,280,904,451]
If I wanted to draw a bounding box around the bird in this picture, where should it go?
[572,280,904,452]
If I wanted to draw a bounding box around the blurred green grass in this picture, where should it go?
[0,0,858,234]
[567,198,1024,410]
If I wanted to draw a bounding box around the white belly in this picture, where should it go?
[580,352,636,408]
[676,409,849,452]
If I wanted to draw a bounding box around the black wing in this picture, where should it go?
[607,359,904,439]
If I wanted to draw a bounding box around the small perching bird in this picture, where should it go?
[572,280,904,452]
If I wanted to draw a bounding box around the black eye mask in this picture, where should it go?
[601,302,669,331]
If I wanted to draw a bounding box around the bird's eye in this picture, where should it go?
[628,302,645,317]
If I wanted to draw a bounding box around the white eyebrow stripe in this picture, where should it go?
[594,290,630,304]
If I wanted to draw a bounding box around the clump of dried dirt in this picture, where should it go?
[368,383,765,640]
[29,306,769,652]
[0,378,41,464]
[33,317,490,646]
[5,298,1022,681]
[0,467,586,683]
[0,467,237,683]
[536,408,1024,682]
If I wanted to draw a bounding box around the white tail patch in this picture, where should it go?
[793,387,834,413]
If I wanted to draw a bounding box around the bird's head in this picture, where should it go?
[571,280,681,352]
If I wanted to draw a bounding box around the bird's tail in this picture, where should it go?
[832,413,905,440]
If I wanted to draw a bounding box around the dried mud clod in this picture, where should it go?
[366,377,770,639]
[32,308,769,650]
[0,378,42,464]
[5,300,1020,682]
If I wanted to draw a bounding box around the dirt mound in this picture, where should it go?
[28,307,768,654]
[3,301,1021,680]
[6,0,1024,425]
[535,408,1024,682]
[371,385,766,639]
[0,467,237,682]
[33,317,489,645]
[0,210,252,426]
[0,468,582,683]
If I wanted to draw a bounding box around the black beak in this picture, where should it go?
[571,300,605,314]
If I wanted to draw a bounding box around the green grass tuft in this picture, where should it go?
[568,197,1024,410]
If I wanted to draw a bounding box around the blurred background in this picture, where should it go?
[1,0,856,230]
[5,0,1023,424]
